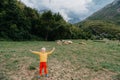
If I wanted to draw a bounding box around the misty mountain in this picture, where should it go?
[86,0,120,25]
[20,0,113,24]
[69,0,114,23]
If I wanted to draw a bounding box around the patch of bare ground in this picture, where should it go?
[31,58,116,80]
[8,57,36,80]
[6,57,117,80]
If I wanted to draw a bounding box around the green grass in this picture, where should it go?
[112,74,120,80]
[0,40,120,79]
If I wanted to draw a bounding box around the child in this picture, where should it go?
[30,47,55,78]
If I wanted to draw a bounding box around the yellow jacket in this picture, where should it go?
[31,49,54,62]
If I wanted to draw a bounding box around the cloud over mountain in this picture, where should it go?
[21,0,114,23]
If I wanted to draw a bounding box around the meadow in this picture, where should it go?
[0,40,120,80]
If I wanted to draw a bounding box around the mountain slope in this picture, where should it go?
[75,0,120,40]
[87,0,120,24]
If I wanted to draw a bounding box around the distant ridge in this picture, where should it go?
[86,0,120,25]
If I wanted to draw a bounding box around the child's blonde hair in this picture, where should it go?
[41,47,46,51]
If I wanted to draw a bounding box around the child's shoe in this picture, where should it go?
[37,75,41,79]
[45,74,48,77]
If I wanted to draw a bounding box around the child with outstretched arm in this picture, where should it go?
[30,47,55,78]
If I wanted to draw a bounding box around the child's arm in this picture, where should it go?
[47,47,55,55]
[29,50,40,55]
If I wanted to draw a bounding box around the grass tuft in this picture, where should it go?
[112,74,120,80]
[28,65,36,70]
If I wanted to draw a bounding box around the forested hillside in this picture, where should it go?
[77,20,120,40]
[0,0,82,41]
[76,0,120,40]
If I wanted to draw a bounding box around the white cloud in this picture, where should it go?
[20,0,114,23]
[21,0,93,21]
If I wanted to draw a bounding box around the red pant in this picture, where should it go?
[39,62,48,76]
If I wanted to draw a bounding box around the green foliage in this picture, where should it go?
[0,0,83,41]
[77,20,120,40]
[0,0,33,41]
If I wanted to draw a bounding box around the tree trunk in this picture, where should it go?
[45,32,48,41]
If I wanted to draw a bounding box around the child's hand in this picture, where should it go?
[29,49,32,52]
[53,47,55,50]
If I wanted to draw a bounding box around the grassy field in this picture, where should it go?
[0,40,120,80]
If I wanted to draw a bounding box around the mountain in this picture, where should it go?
[67,0,114,23]
[86,0,120,24]
[76,0,120,40]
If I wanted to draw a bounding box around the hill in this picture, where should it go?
[76,0,120,40]
[87,0,120,25]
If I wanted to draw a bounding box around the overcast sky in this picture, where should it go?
[20,0,114,22]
